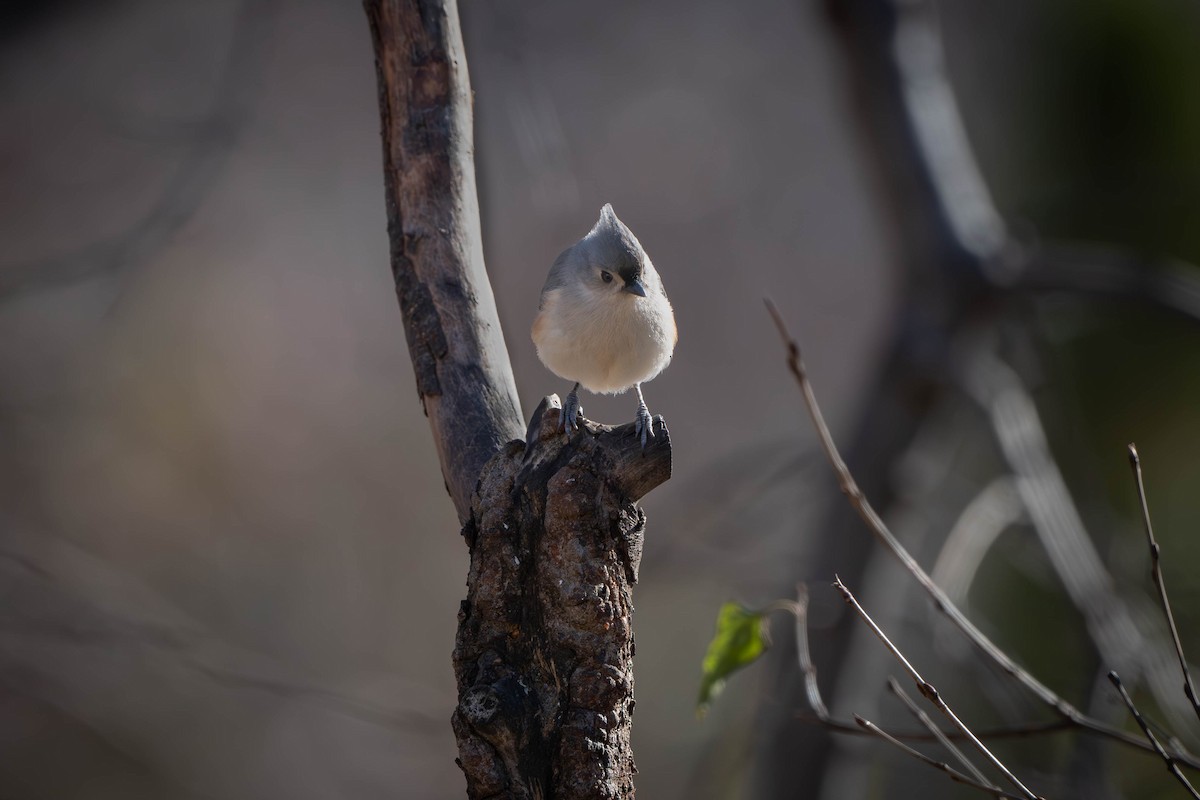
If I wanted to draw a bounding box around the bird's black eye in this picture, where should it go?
[600,270,613,283]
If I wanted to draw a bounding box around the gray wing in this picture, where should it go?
[539,245,577,309]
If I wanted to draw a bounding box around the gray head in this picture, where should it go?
[575,204,649,297]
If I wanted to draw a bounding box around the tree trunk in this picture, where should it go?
[453,397,670,799]
[362,2,673,797]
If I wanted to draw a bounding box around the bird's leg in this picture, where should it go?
[560,382,583,434]
[634,383,654,450]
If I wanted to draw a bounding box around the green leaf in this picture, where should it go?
[696,602,770,718]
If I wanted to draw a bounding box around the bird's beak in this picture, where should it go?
[622,279,647,297]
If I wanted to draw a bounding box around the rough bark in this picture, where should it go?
[453,396,671,799]
[364,3,674,795]
[364,0,524,524]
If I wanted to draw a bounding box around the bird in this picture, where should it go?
[532,203,677,449]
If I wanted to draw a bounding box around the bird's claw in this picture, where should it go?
[635,401,654,450]
[560,390,583,436]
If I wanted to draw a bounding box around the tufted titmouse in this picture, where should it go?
[532,204,677,448]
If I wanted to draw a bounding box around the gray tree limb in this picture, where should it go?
[364,0,525,523]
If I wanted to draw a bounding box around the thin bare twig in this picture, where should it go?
[765,297,1200,771]
[853,715,1028,800]
[1129,444,1200,723]
[1109,671,1200,799]
[888,676,995,789]
[793,584,831,721]
[793,586,1081,742]
[794,711,1082,743]
[834,577,1041,799]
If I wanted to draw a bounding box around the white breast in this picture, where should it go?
[532,284,676,395]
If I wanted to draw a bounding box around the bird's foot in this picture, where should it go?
[560,387,583,435]
[635,400,654,450]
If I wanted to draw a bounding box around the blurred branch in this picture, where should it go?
[364,0,523,523]
[1128,445,1200,723]
[1109,671,1200,799]
[192,663,446,734]
[767,298,1060,712]
[767,300,1200,770]
[822,0,1007,291]
[757,2,1015,788]
[761,0,1200,794]
[0,0,275,303]
[931,477,1024,612]
[963,352,1198,734]
[1016,242,1200,325]
[795,584,831,722]
[961,357,1139,664]
[822,0,1200,324]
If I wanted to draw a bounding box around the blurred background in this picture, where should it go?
[2,0,1199,798]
